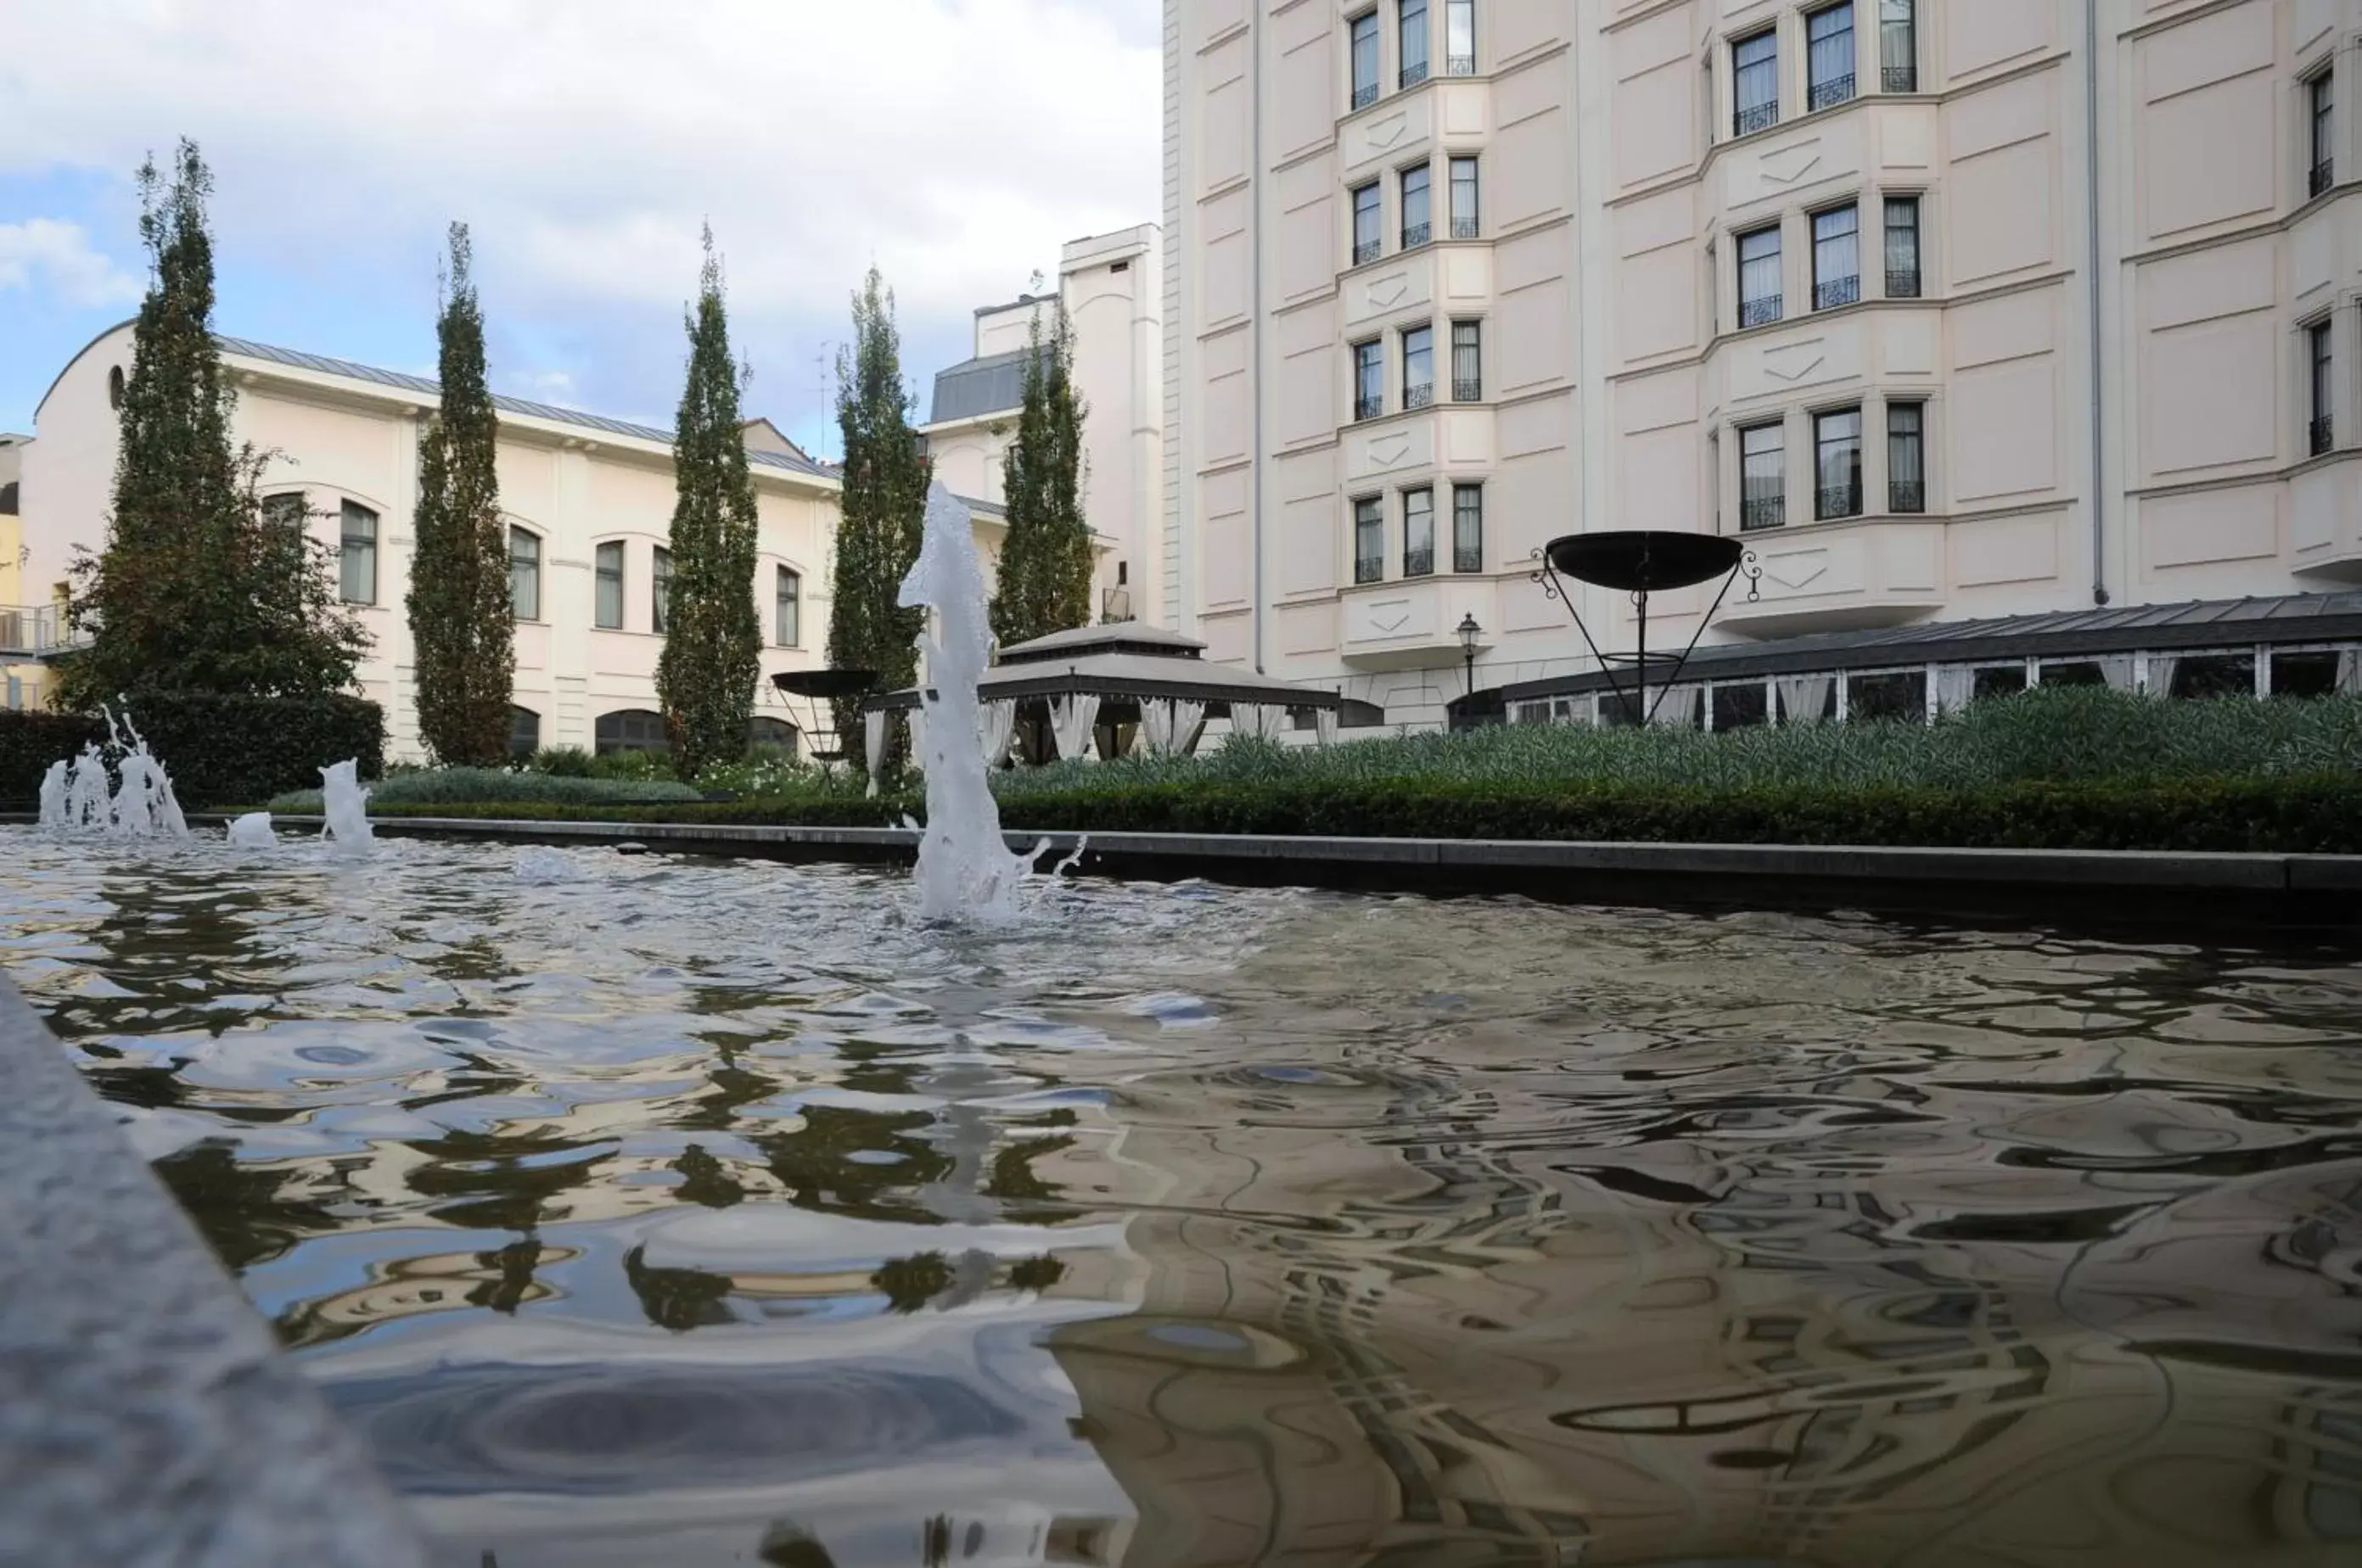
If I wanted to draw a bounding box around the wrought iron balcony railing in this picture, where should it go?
[1453,378,1482,402]
[1446,53,1476,76]
[1355,555,1385,585]
[2313,159,2336,199]
[1352,82,1379,111]
[1403,547,1434,578]
[1816,482,1863,521]
[1814,274,1860,311]
[1404,382,1434,411]
[1809,73,1854,112]
[1886,266,1921,299]
[1353,238,1381,266]
[1889,479,1926,514]
[1450,216,1479,239]
[1401,221,1432,249]
[2313,414,2336,457]
[1355,394,1383,423]
[1454,543,1483,574]
[1401,60,1428,88]
[1882,63,1916,92]
[1740,294,1783,329]
[1735,100,1779,137]
[1741,495,1785,532]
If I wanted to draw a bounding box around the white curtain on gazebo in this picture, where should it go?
[862,709,888,797]
[2340,647,2362,694]
[908,707,928,768]
[2146,654,2180,697]
[976,699,1016,769]
[1140,700,1178,759]
[1316,706,1339,747]
[1172,700,1206,757]
[1934,664,1977,717]
[1050,694,1101,763]
[1776,675,1832,725]
[1232,704,1286,741]
[1650,686,1700,728]
[2100,655,2138,692]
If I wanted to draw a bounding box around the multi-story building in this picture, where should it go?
[923,224,1168,625]
[20,324,842,760]
[0,432,37,712]
[1163,0,2362,730]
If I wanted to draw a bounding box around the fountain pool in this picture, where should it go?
[7,828,2362,1565]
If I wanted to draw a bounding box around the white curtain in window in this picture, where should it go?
[1651,686,1700,728]
[974,699,1016,769]
[1777,675,1833,725]
[1316,706,1340,747]
[1174,700,1208,756]
[2339,647,2362,694]
[2101,655,2137,692]
[863,710,887,797]
[2146,654,2180,697]
[1934,664,1977,716]
[1050,695,1101,763]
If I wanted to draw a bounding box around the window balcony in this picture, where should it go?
[1402,221,1432,250]
[2313,159,2336,199]
[1740,295,1783,329]
[2313,415,2336,457]
[1352,82,1379,111]
[1446,53,1476,76]
[1353,239,1381,266]
[1886,266,1921,299]
[1816,482,1863,521]
[1889,479,1926,514]
[1741,496,1785,532]
[1450,216,1479,240]
[1404,547,1434,578]
[1355,554,1385,585]
[1453,378,1482,402]
[1401,60,1428,88]
[1404,382,1434,411]
[1813,275,1860,311]
[1809,74,1854,112]
[1355,394,1384,423]
[1454,546,1483,574]
[1882,63,1916,92]
[1735,101,1778,137]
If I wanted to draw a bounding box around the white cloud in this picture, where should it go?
[0,1,1161,338]
[0,218,143,308]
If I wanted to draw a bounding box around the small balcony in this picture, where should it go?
[1809,74,1854,112]
[1100,585,1135,623]
[1401,59,1428,88]
[1886,266,1921,300]
[1446,53,1475,76]
[1735,100,1779,138]
[0,605,87,659]
[2313,159,2336,199]
[1404,382,1434,411]
[1816,482,1864,522]
[1355,554,1385,585]
[1889,479,1926,515]
[1882,63,1916,92]
[1404,546,1434,578]
[2313,415,2336,457]
[1402,221,1432,250]
[1741,495,1785,532]
[1355,394,1383,423]
[1352,82,1379,111]
[1814,274,1860,311]
[1454,540,1483,574]
[1450,216,1479,240]
[1453,378,1482,403]
[1353,238,1381,266]
[1740,294,1783,330]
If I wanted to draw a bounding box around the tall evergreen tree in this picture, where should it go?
[655,227,763,778]
[406,222,514,766]
[826,267,931,759]
[990,300,1092,647]
[60,140,366,708]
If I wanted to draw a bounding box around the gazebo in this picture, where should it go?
[868,624,1343,768]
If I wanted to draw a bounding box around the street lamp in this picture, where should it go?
[1456,613,1482,699]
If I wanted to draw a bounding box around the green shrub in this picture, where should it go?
[265,767,702,813]
[529,746,595,778]
[3,694,383,809]
[0,711,109,805]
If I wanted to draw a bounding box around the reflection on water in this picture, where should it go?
[7,832,2362,1565]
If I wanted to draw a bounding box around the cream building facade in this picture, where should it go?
[1163,0,2362,728]
[20,324,840,760]
[922,225,1169,626]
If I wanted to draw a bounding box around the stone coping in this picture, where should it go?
[0,976,426,1565]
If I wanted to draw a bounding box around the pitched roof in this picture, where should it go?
[926,345,1049,426]
[214,335,832,480]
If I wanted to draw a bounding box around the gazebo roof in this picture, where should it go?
[872,624,1338,713]
[996,624,1208,664]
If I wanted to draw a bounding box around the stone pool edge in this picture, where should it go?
[0,975,428,1567]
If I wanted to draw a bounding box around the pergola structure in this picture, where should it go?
[870,624,1342,767]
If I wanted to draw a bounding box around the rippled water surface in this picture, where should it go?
[8,831,2362,1565]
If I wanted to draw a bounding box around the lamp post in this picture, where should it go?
[1456,613,1482,700]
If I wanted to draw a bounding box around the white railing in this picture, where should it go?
[0,606,86,658]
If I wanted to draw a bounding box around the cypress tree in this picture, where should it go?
[406,222,514,766]
[654,226,763,779]
[60,139,366,708]
[826,267,931,759]
[990,300,1092,647]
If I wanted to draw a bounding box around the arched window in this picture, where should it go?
[262,491,306,531]
[107,366,125,410]
[595,708,668,755]
[339,501,378,605]
[775,566,800,647]
[509,526,541,621]
[509,706,541,758]
[748,716,798,756]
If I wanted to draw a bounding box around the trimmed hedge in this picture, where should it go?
[0,695,383,809]
[306,773,2362,854]
[265,768,703,812]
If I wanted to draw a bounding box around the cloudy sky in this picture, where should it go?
[0,0,1160,453]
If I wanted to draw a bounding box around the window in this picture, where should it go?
[1849,669,1926,724]
[1807,4,1856,111]
[1884,196,1921,298]
[107,365,126,409]
[1815,407,1863,519]
[1400,0,1428,87]
[1711,682,1770,731]
[2272,649,2343,698]
[2168,653,2257,701]
[1404,486,1435,576]
[1354,496,1384,583]
[1737,226,1782,328]
[1888,403,1926,512]
[1401,163,1432,249]
[1733,31,1779,137]
[1352,182,1383,265]
[652,546,673,634]
[1451,320,1482,401]
[339,501,377,605]
[1354,340,1385,421]
[776,565,801,647]
[1812,204,1860,311]
[1403,324,1433,409]
[1741,423,1784,530]
[1450,155,1479,238]
[2312,321,2335,456]
[1445,0,1475,75]
[594,541,625,629]
[509,526,541,621]
[2314,70,2336,199]
[262,491,306,532]
[509,706,541,759]
[1351,11,1381,109]
[595,708,668,756]
[749,716,798,753]
[1452,484,1483,573]
[1881,0,1916,92]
